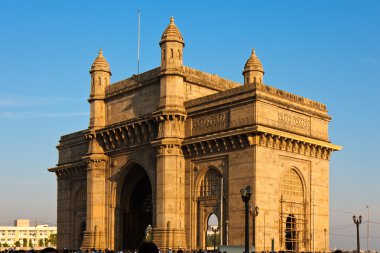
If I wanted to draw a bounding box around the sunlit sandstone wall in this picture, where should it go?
[104,66,238,127]
[184,82,334,251]
[55,131,88,250]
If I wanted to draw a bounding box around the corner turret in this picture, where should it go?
[160,16,185,69]
[243,49,264,85]
[89,49,111,129]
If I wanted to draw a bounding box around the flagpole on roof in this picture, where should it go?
[137,10,141,76]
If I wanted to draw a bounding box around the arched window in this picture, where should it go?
[281,169,303,201]
[280,169,305,252]
[199,168,221,197]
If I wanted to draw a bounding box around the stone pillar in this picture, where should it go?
[153,142,186,250]
[81,153,107,250]
[81,133,108,250]
[152,16,187,251]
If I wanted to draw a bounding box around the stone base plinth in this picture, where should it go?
[152,228,187,252]
[81,231,106,250]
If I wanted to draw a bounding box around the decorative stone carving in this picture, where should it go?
[192,112,228,135]
[156,144,183,156]
[278,112,311,130]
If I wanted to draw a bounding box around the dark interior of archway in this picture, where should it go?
[285,214,297,252]
[123,174,152,250]
[77,221,86,248]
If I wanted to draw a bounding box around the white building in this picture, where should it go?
[0,219,57,249]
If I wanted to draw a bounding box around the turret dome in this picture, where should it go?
[160,16,185,46]
[243,49,264,74]
[90,49,111,74]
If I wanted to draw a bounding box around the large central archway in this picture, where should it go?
[119,164,153,250]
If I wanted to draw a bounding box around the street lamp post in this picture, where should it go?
[353,215,362,253]
[250,206,259,250]
[241,185,252,253]
[366,206,369,253]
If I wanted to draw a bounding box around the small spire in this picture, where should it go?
[160,16,184,46]
[90,48,111,74]
[251,49,256,56]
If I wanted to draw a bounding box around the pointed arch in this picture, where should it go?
[280,168,305,202]
[73,187,86,250]
[114,160,153,250]
[279,167,307,252]
[196,166,222,197]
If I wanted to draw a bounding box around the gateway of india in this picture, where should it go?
[49,17,341,252]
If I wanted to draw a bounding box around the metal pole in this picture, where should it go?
[324,228,327,253]
[353,215,362,253]
[357,222,360,253]
[245,201,250,253]
[252,208,254,250]
[263,212,266,252]
[313,191,315,253]
[226,220,229,246]
[137,10,140,75]
[253,212,255,250]
[241,186,252,253]
[213,229,216,250]
[220,177,224,246]
[367,206,369,252]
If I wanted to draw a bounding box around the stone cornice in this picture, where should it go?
[182,66,241,91]
[90,117,158,152]
[48,160,87,179]
[255,125,341,151]
[60,130,86,142]
[255,82,327,112]
[183,125,341,160]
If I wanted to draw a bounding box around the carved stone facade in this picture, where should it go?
[49,17,341,252]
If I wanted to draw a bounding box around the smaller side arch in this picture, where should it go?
[195,166,224,249]
[72,187,86,250]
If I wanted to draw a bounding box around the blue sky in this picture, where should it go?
[0,0,379,250]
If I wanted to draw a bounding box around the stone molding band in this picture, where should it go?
[183,126,341,160]
[48,161,87,179]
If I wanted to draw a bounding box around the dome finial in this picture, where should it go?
[243,48,264,85]
[160,16,184,46]
[90,48,111,74]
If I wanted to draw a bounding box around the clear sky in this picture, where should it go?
[0,0,379,250]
